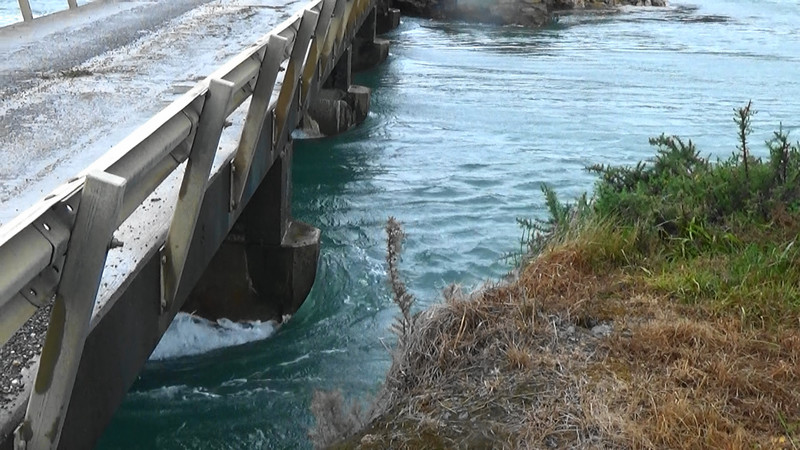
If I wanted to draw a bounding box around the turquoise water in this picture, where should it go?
[99,1,800,448]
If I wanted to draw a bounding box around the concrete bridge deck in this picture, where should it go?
[0,0,303,225]
[0,0,398,446]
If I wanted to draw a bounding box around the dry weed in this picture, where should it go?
[327,204,800,450]
[309,390,364,449]
[343,239,800,449]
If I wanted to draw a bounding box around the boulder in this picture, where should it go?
[393,0,667,26]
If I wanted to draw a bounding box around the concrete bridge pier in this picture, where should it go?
[352,6,390,71]
[377,7,401,35]
[304,47,371,136]
[182,141,320,322]
[304,3,396,137]
[174,0,404,320]
[376,0,401,35]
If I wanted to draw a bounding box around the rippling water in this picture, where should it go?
[99,0,800,448]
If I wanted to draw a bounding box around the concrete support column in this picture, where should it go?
[182,142,320,322]
[376,0,401,35]
[352,7,390,72]
[324,46,352,92]
[240,142,320,317]
[376,9,401,34]
[244,141,293,245]
[305,86,371,136]
[304,43,372,137]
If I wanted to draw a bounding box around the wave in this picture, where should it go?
[149,312,279,361]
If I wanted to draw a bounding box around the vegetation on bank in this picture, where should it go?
[310,103,800,448]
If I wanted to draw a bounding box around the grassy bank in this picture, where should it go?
[312,103,800,448]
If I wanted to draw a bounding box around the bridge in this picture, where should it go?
[0,0,399,447]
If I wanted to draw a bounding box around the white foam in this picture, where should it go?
[278,353,310,367]
[149,312,279,361]
[320,348,347,354]
[127,384,188,400]
[220,378,248,387]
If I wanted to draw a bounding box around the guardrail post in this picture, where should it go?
[160,78,235,313]
[299,0,337,115]
[66,0,77,9]
[319,0,347,78]
[337,0,355,48]
[273,8,321,152]
[17,0,33,21]
[14,172,126,450]
[230,34,290,212]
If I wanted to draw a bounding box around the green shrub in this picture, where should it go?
[518,102,800,326]
[526,102,800,259]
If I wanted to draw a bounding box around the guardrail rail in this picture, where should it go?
[14,0,78,23]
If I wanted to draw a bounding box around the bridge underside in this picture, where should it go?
[181,144,322,323]
[182,3,392,324]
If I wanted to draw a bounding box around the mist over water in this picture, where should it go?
[98,0,800,447]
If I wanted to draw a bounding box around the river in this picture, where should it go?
[97,0,800,448]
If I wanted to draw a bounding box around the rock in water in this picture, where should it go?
[393,0,667,26]
[394,0,456,18]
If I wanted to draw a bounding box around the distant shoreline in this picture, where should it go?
[390,0,668,27]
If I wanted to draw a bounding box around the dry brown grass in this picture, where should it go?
[599,312,800,449]
[337,239,800,449]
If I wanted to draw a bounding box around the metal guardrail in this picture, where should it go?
[0,0,374,444]
[15,0,78,22]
